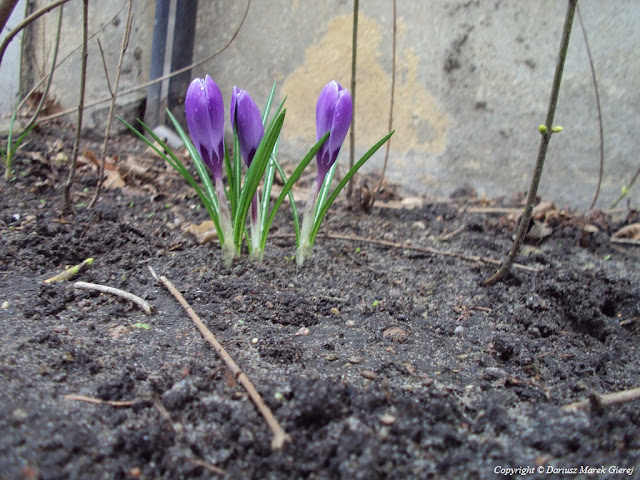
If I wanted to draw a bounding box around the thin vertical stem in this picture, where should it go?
[484,0,577,286]
[368,0,396,210]
[62,0,88,213]
[90,0,133,208]
[578,5,604,211]
[346,0,358,201]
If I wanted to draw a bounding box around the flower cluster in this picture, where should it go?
[122,74,392,266]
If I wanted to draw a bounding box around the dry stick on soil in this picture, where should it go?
[346,0,358,202]
[148,266,291,451]
[63,394,139,407]
[483,0,577,286]
[578,5,604,211]
[0,0,71,68]
[563,387,640,413]
[73,281,154,314]
[89,0,133,209]
[321,232,540,273]
[367,0,396,210]
[37,0,251,125]
[62,0,88,214]
[44,257,93,283]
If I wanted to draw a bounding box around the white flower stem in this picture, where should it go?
[296,180,319,266]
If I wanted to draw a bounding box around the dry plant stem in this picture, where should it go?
[22,3,63,132]
[0,0,70,67]
[322,232,539,273]
[44,257,93,283]
[148,266,291,451]
[38,0,251,125]
[610,163,640,209]
[64,394,139,407]
[368,0,396,210]
[15,1,126,115]
[483,0,577,286]
[74,281,154,314]
[563,387,640,412]
[62,0,88,214]
[578,5,604,211]
[89,0,133,209]
[346,0,358,201]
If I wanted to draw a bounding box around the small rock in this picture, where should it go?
[1,300,9,309]
[361,369,378,380]
[52,325,68,334]
[345,320,355,328]
[382,326,410,343]
[454,325,464,335]
[348,356,364,364]
[295,327,310,336]
[380,413,396,425]
[484,367,508,379]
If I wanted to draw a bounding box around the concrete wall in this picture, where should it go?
[22,0,640,209]
[0,0,26,117]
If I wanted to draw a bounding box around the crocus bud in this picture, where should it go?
[185,75,225,181]
[315,80,353,186]
[230,86,264,167]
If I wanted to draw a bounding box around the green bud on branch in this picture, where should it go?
[538,125,548,134]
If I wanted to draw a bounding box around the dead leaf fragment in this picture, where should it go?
[612,223,640,240]
[188,220,218,244]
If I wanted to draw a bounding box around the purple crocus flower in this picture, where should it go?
[230,86,264,167]
[315,80,352,187]
[185,75,225,181]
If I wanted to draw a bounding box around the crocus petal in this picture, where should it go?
[231,87,264,167]
[185,75,225,180]
[314,80,352,177]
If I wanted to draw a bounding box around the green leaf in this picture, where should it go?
[132,322,150,330]
[309,131,395,245]
[261,131,329,250]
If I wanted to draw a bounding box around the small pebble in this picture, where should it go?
[380,413,396,425]
[1,300,9,309]
[484,367,508,379]
[251,337,259,344]
[454,325,464,335]
[361,369,378,380]
[53,325,68,334]
[295,327,310,336]
[345,320,355,328]
[348,356,364,364]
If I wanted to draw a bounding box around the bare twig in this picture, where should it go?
[368,0,396,210]
[187,458,227,476]
[44,257,93,283]
[563,387,640,412]
[578,5,604,211]
[484,0,577,286]
[62,0,88,213]
[63,394,140,407]
[74,281,154,314]
[319,232,540,273]
[0,0,71,68]
[37,0,252,124]
[16,1,127,115]
[347,0,358,202]
[148,266,290,451]
[610,163,640,209]
[89,0,133,208]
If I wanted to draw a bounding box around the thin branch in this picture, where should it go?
[346,0,358,201]
[0,0,71,68]
[368,0,396,210]
[62,0,88,213]
[19,2,63,134]
[74,281,154,314]
[484,0,577,286]
[44,257,93,283]
[64,394,140,407]
[319,232,540,273]
[610,163,640,209]
[89,0,133,208]
[563,387,640,412]
[578,5,604,211]
[148,266,291,451]
[37,0,252,124]
[16,1,127,115]
[95,38,112,96]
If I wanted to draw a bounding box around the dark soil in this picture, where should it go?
[1,125,639,479]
